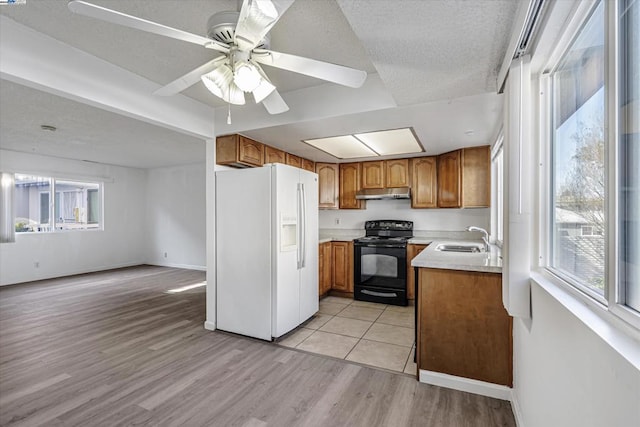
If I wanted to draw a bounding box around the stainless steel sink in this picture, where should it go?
[435,243,486,253]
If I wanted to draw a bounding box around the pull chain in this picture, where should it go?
[227,103,232,125]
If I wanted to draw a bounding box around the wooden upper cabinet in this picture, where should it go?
[385,159,410,188]
[217,134,264,168]
[286,153,303,168]
[411,157,438,208]
[316,163,339,209]
[361,161,385,189]
[339,163,364,209]
[264,146,285,164]
[437,150,462,208]
[436,146,491,208]
[302,158,315,172]
[461,146,491,208]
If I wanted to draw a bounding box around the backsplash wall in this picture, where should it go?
[318,199,490,231]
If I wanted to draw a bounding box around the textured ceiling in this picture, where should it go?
[0,80,205,168]
[0,0,519,167]
[336,0,518,106]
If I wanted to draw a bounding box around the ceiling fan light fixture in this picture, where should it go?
[201,64,232,98]
[233,61,262,92]
[252,78,276,103]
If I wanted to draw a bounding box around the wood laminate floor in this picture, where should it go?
[0,266,515,427]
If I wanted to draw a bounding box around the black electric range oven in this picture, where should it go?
[353,220,413,306]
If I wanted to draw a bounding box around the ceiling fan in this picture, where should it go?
[67,0,368,118]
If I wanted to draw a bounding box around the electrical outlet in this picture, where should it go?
[164,252,168,258]
[335,218,340,225]
[34,261,39,268]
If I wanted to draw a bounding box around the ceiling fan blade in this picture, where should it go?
[68,1,229,52]
[253,49,367,88]
[154,56,227,96]
[234,0,294,51]
[261,89,289,114]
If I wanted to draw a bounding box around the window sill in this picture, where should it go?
[530,270,640,371]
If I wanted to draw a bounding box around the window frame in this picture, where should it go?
[14,173,104,235]
[490,133,504,247]
[539,0,640,331]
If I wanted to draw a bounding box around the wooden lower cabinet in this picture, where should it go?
[331,241,354,293]
[417,268,512,386]
[318,242,332,296]
[406,244,428,300]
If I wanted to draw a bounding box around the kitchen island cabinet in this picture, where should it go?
[407,244,428,299]
[416,267,512,386]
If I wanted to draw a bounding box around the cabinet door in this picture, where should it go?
[339,163,364,209]
[316,163,339,209]
[437,150,461,208]
[385,159,409,188]
[319,242,332,295]
[286,153,303,168]
[332,241,353,292]
[461,146,491,207]
[302,158,315,172]
[418,268,512,386]
[361,161,385,189]
[264,146,285,164]
[411,157,438,208]
[238,136,264,167]
[406,244,428,299]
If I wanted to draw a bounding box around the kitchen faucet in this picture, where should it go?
[466,226,489,252]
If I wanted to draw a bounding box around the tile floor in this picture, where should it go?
[277,296,417,375]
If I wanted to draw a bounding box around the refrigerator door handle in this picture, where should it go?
[300,182,306,268]
[297,183,303,269]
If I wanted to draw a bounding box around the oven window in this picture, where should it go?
[362,253,398,278]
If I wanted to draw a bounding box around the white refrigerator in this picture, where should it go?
[215,163,319,341]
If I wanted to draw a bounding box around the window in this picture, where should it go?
[14,174,102,233]
[14,174,52,233]
[549,1,605,298]
[491,134,504,246]
[618,0,639,313]
[544,0,640,323]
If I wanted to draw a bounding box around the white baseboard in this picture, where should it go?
[0,261,143,286]
[204,320,216,331]
[419,369,512,401]
[510,389,525,427]
[146,261,206,271]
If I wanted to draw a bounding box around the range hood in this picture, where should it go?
[355,187,411,200]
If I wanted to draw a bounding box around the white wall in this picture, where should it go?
[512,285,640,426]
[319,199,490,231]
[145,162,206,270]
[0,150,147,285]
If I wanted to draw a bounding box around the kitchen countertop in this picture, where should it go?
[319,229,364,244]
[411,239,503,273]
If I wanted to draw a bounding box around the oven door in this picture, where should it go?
[354,244,408,305]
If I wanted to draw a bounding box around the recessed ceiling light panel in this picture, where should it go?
[354,128,422,156]
[304,135,376,159]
